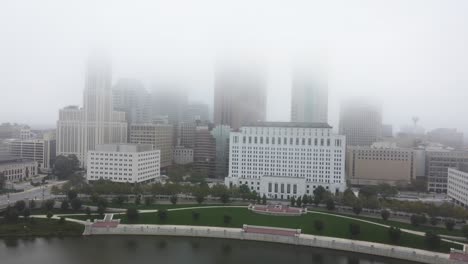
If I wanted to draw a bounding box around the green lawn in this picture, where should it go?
[82,202,245,210]
[0,218,84,237]
[328,211,464,237]
[111,207,461,253]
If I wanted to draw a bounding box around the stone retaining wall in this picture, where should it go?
[83,224,464,264]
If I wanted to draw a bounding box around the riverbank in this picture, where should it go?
[83,224,464,264]
[0,218,84,237]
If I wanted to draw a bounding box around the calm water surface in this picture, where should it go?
[0,236,417,264]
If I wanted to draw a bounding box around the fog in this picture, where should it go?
[1,0,468,135]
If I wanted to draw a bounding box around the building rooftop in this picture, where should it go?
[94,144,154,153]
[243,122,332,129]
[0,156,35,165]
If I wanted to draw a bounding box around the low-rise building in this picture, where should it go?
[86,144,160,183]
[129,123,173,168]
[447,164,468,207]
[173,146,193,165]
[426,149,468,193]
[225,122,346,200]
[346,145,416,186]
[0,157,38,182]
[8,136,56,170]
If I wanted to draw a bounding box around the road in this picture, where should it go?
[0,180,66,209]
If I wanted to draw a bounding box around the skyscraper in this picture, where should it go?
[291,67,328,123]
[151,86,187,125]
[112,78,151,125]
[339,99,382,146]
[56,55,127,167]
[214,63,267,130]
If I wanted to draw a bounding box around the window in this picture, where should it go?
[287,184,291,194]
[274,183,278,192]
[281,183,284,193]
[268,182,272,192]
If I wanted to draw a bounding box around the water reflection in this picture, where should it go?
[4,237,19,248]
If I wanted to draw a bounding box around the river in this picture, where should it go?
[0,236,417,264]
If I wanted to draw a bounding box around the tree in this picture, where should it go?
[388,227,401,243]
[97,197,107,216]
[342,188,357,207]
[313,186,326,204]
[445,219,456,231]
[296,196,302,207]
[349,223,361,238]
[126,208,139,223]
[262,194,267,205]
[461,225,468,239]
[67,190,78,201]
[192,211,200,222]
[314,220,325,232]
[430,217,438,226]
[135,195,141,205]
[70,198,82,210]
[14,200,26,212]
[29,199,36,209]
[381,210,390,221]
[410,214,426,227]
[113,195,126,207]
[54,155,78,180]
[425,231,441,250]
[59,217,66,224]
[158,209,168,221]
[290,196,296,207]
[223,214,232,225]
[302,194,309,206]
[23,208,31,220]
[144,196,154,206]
[170,195,178,205]
[220,193,230,204]
[239,184,251,200]
[4,206,19,223]
[85,207,91,216]
[44,199,55,211]
[352,200,362,215]
[326,198,335,210]
[60,200,70,211]
[46,211,54,220]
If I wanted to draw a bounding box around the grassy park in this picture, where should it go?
[0,218,84,237]
[99,207,462,253]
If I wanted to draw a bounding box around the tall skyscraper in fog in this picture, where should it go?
[112,78,151,125]
[339,99,382,146]
[214,62,267,130]
[57,55,127,166]
[151,86,187,125]
[291,67,328,123]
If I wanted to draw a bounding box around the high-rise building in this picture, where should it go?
[291,68,328,123]
[339,99,382,146]
[129,123,174,168]
[427,128,464,149]
[211,125,231,179]
[87,144,160,183]
[183,102,210,123]
[177,122,197,148]
[426,149,468,193]
[56,55,127,167]
[193,126,216,178]
[214,63,267,130]
[112,78,151,127]
[346,145,416,186]
[151,87,187,125]
[224,122,346,199]
[382,124,393,138]
[0,123,30,140]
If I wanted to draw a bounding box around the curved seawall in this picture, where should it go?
[83,224,464,264]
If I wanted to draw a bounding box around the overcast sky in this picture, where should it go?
[1,0,468,135]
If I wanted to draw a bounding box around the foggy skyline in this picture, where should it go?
[1,0,468,135]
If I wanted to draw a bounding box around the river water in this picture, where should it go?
[0,236,417,264]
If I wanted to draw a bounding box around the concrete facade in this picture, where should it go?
[426,150,468,193]
[173,146,193,165]
[0,158,38,182]
[87,144,160,183]
[225,122,346,198]
[447,166,468,207]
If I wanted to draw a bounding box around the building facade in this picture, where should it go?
[129,123,173,168]
[426,150,468,193]
[57,56,128,167]
[346,146,415,186]
[447,165,468,207]
[339,99,382,146]
[211,125,231,179]
[183,102,210,123]
[0,157,38,182]
[291,68,328,123]
[8,138,56,170]
[427,128,464,149]
[193,126,216,178]
[214,63,267,130]
[86,144,160,183]
[177,122,196,148]
[173,146,194,165]
[224,122,346,200]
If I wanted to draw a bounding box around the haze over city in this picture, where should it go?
[1,0,468,135]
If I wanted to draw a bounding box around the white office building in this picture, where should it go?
[448,165,468,207]
[224,122,346,200]
[87,144,160,184]
[57,55,127,167]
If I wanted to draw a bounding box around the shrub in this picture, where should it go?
[46,211,54,220]
[61,200,70,210]
[381,210,390,221]
[126,208,139,223]
[192,211,200,222]
[44,199,55,211]
[14,200,26,212]
[326,198,335,210]
[158,209,168,221]
[59,217,66,224]
[170,195,178,205]
[223,214,232,225]
[444,219,456,231]
[314,220,324,232]
[70,198,82,210]
[388,227,401,243]
[430,217,438,226]
[349,223,361,238]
